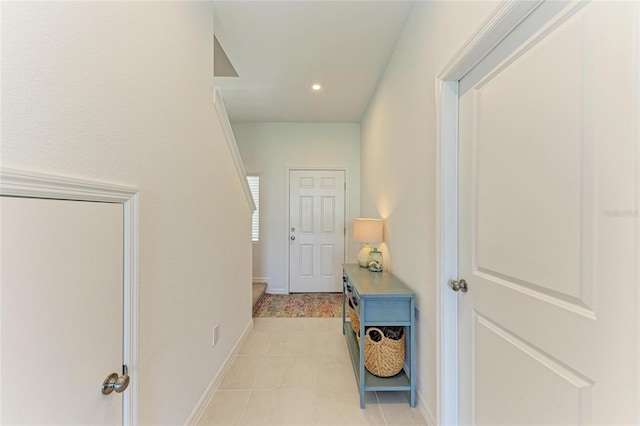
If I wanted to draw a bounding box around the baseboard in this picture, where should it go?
[416,389,436,426]
[401,362,435,426]
[184,319,254,426]
[252,277,285,294]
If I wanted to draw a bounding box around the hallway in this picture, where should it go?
[198,318,426,425]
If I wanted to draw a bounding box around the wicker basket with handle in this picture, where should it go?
[363,327,405,377]
[347,299,360,334]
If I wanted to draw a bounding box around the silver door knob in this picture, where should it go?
[450,279,468,292]
[101,372,130,395]
[290,236,295,241]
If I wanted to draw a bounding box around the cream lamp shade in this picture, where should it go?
[353,218,383,267]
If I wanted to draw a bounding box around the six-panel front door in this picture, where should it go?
[289,170,345,293]
[457,2,638,424]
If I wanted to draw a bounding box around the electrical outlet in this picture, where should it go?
[212,324,219,347]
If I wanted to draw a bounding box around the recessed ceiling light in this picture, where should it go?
[311,83,322,91]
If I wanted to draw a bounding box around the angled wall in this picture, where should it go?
[1,2,252,424]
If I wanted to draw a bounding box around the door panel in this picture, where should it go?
[474,314,590,426]
[1,196,124,425]
[300,196,314,234]
[289,170,345,293]
[458,2,638,424]
[321,196,335,234]
[474,4,584,304]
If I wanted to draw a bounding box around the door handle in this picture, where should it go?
[290,236,295,241]
[450,279,468,293]
[101,369,130,395]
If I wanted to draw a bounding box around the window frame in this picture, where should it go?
[247,174,260,242]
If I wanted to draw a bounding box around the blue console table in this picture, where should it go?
[342,263,416,408]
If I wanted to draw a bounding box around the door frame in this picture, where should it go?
[434,2,544,424]
[0,167,139,426]
[286,167,348,294]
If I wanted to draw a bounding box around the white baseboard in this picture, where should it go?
[184,319,254,426]
[252,277,288,294]
[417,389,436,426]
[400,362,434,426]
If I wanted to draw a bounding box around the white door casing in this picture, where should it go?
[289,169,346,293]
[0,168,139,425]
[444,1,638,425]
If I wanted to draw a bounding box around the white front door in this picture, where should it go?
[458,1,638,424]
[1,196,125,425]
[289,170,345,293]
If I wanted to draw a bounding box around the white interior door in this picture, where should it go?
[1,196,125,425]
[457,1,639,424]
[289,170,345,293]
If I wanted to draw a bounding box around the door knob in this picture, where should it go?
[290,236,295,241]
[450,279,468,292]
[101,371,130,395]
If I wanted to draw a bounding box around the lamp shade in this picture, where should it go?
[353,218,383,244]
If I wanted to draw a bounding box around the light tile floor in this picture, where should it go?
[197,318,427,426]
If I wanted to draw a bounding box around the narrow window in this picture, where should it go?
[247,175,260,242]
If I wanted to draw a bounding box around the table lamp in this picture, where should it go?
[353,218,383,267]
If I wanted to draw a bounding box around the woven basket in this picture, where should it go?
[347,299,360,334]
[363,327,405,377]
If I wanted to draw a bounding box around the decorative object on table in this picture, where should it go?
[368,261,382,272]
[363,326,405,377]
[353,218,384,267]
[367,248,383,271]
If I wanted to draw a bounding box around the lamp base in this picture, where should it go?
[357,244,372,267]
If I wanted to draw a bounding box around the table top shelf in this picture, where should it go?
[342,264,414,296]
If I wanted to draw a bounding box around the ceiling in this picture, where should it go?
[213,1,415,123]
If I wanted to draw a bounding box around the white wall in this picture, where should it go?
[360,1,497,423]
[233,122,360,294]
[1,2,252,424]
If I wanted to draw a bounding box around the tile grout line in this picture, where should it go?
[214,318,420,426]
[239,328,273,425]
[312,337,317,425]
[234,381,252,426]
[375,391,390,426]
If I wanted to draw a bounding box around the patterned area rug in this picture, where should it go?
[253,293,343,318]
